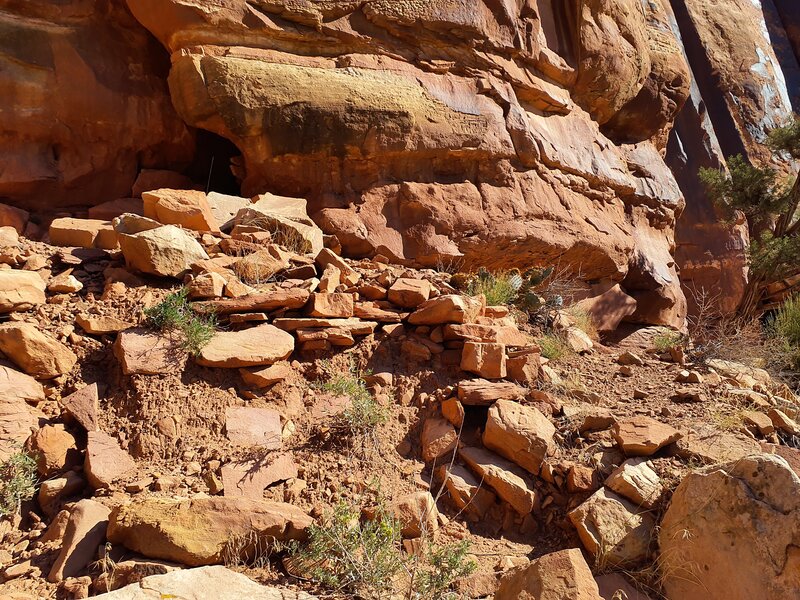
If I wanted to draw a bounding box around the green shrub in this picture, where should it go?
[768,294,800,370]
[321,369,387,436]
[144,288,216,356]
[538,334,570,361]
[292,501,476,600]
[0,451,37,517]
[293,501,406,599]
[466,270,519,306]
[653,330,685,353]
[412,541,477,599]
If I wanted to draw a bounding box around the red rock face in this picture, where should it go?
[2,0,798,326]
[123,0,694,326]
[0,0,194,213]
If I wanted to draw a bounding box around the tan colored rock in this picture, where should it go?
[114,330,186,375]
[222,453,298,499]
[660,454,800,600]
[769,408,800,436]
[48,499,111,583]
[674,428,761,465]
[315,249,360,286]
[437,464,496,519]
[574,285,638,333]
[239,363,292,389]
[225,406,282,449]
[706,359,771,389]
[408,295,483,325]
[193,288,309,315]
[273,317,376,336]
[92,565,317,599]
[613,416,680,456]
[0,368,44,461]
[75,315,131,336]
[459,446,537,514]
[318,264,341,293]
[441,397,465,428]
[62,384,99,432]
[604,458,662,509]
[461,342,506,379]
[38,471,85,517]
[85,431,137,489]
[27,424,79,476]
[506,352,540,386]
[236,193,323,255]
[483,400,555,475]
[305,293,354,318]
[565,327,594,353]
[0,323,77,379]
[49,218,118,250]
[107,497,312,566]
[116,222,209,278]
[457,379,526,406]
[444,323,530,347]
[197,324,294,368]
[0,270,46,313]
[569,488,656,567]
[421,417,458,463]
[388,278,431,308]
[187,272,226,299]
[142,189,219,233]
[743,410,775,436]
[496,548,602,600]
[388,491,438,539]
[48,271,83,294]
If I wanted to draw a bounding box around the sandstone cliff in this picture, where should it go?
[1,0,798,327]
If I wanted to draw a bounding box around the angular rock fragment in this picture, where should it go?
[612,416,680,456]
[85,431,137,489]
[0,271,45,313]
[0,323,77,379]
[483,399,555,475]
[197,324,294,368]
[459,446,537,514]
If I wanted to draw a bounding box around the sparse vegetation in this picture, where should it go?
[410,540,477,599]
[321,366,387,437]
[700,116,800,316]
[292,500,476,600]
[538,333,571,361]
[768,294,800,372]
[0,450,37,518]
[144,287,216,356]
[466,269,519,306]
[566,306,598,340]
[292,501,406,599]
[653,330,685,353]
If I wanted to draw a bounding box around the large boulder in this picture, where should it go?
[48,499,111,583]
[107,497,312,566]
[660,454,800,600]
[0,366,44,461]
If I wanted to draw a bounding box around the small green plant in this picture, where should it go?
[466,269,519,306]
[293,501,406,599]
[566,306,597,340]
[0,451,37,517]
[653,330,685,353]
[411,541,477,599]
[321,367,387,437]
[293,500,475,599]
[144,288,216,356]
[768,294,800,371]
[538,333,571,361]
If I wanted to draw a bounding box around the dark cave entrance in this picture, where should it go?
[185,129,242,196]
